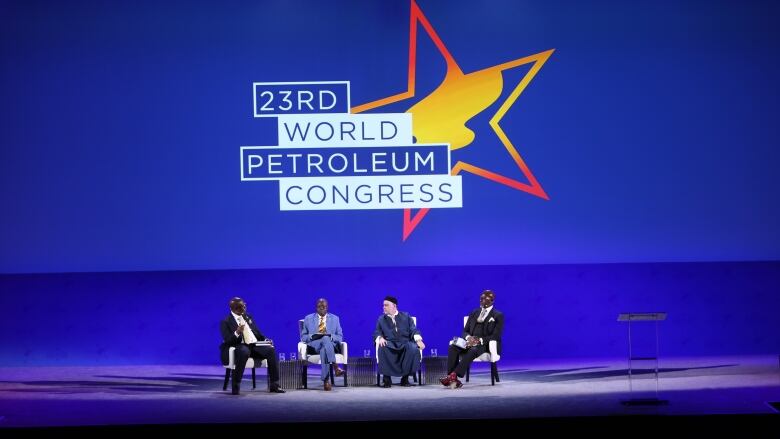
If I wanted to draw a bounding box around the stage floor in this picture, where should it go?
[1,355,779,428]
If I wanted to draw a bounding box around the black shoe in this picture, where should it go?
[269,385,286,393]
[380,377,392,388]
[231,386,240,395]
[400,376,412,387]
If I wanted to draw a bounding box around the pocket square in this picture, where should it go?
[488,317,495,322]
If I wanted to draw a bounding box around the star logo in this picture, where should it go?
[352,0,554,240]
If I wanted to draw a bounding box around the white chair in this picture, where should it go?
[461,315,501,385]
[375,316,423,386]
[222,346,269,391]
[298,320,349,388]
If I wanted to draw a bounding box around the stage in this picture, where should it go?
[1,355,778,429]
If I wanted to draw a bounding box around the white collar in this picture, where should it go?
[231,311,243,321]
[479,306,493,315]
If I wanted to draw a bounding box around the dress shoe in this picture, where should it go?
[449,379,463,389]
[323,380,332,391]
[231,386,240,395]
[440,372,457,387]
[380,377,392,388]
[333,365,345,377]
[400,376,412,387]
[269,385,286,393]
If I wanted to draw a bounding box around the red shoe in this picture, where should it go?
[439,372,457,387]
[450,379,463,389]
[334,365,345,377]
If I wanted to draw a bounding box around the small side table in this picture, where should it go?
[346,357,377,387]
[278,359,307,390]
[422,356,448,385]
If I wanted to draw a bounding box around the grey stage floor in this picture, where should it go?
[0,355,779,428]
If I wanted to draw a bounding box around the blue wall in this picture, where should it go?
[2,0,780,273]
[1,261,777,366]
[1,1,778,367]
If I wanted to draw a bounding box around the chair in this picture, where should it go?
[298,320,349,388]
[460,315,501,385]
[375,316,423,386]
[222,346,269,391]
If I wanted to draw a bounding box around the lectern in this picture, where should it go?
[617,312,669,406]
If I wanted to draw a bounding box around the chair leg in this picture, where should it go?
[418,369,423,386]
[303,364,308,389]
[252,367,256,389]
[343,364,348,387]
[376,372,380,387]
[223,369,230,391]
[490,363,496,386]
[329,364,335,385]
[466,367,470,382]
[412,372,417,383]
[493,362,500,383]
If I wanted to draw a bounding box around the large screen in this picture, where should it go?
[2,0,778,273]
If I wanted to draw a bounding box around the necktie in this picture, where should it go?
[391,315,398,332]
[239,317,258,344]
[318,316,326,334]
[477,308,489,323]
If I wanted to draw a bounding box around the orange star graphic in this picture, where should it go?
[352,0,554,241]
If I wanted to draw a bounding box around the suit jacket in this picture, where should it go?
[462,307,504,354]
[219,312,267,365]
[300,313,343,344]
[373,311,421,343]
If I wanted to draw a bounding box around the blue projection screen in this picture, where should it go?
[1,0,779,273]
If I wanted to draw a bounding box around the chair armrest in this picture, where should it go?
[488,340,499,361]
[228,346,236,367]
[297,342,307,359]
[340,341,348,360]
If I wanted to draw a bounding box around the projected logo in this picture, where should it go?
[241,82,461,212]
[240,0,553,240]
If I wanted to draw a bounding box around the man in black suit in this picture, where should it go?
[220,297,285,394]
[440,290,504,388]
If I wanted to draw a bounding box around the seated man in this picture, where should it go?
[300,298,345,391]
[440,289,504,388]
[219,297,286,394]
[373,296,425,388]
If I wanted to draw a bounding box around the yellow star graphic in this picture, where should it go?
[352,0,554,240]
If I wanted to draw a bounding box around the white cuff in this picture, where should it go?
[413,334,422,342]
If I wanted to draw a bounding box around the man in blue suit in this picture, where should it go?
[374,296,425,388]
[300,298,344,391]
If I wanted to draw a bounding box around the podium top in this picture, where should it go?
[617,312,667,321]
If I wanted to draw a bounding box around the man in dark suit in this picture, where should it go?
[440,290,504,388]
[373,296,425,388]
[220,297,285,394]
